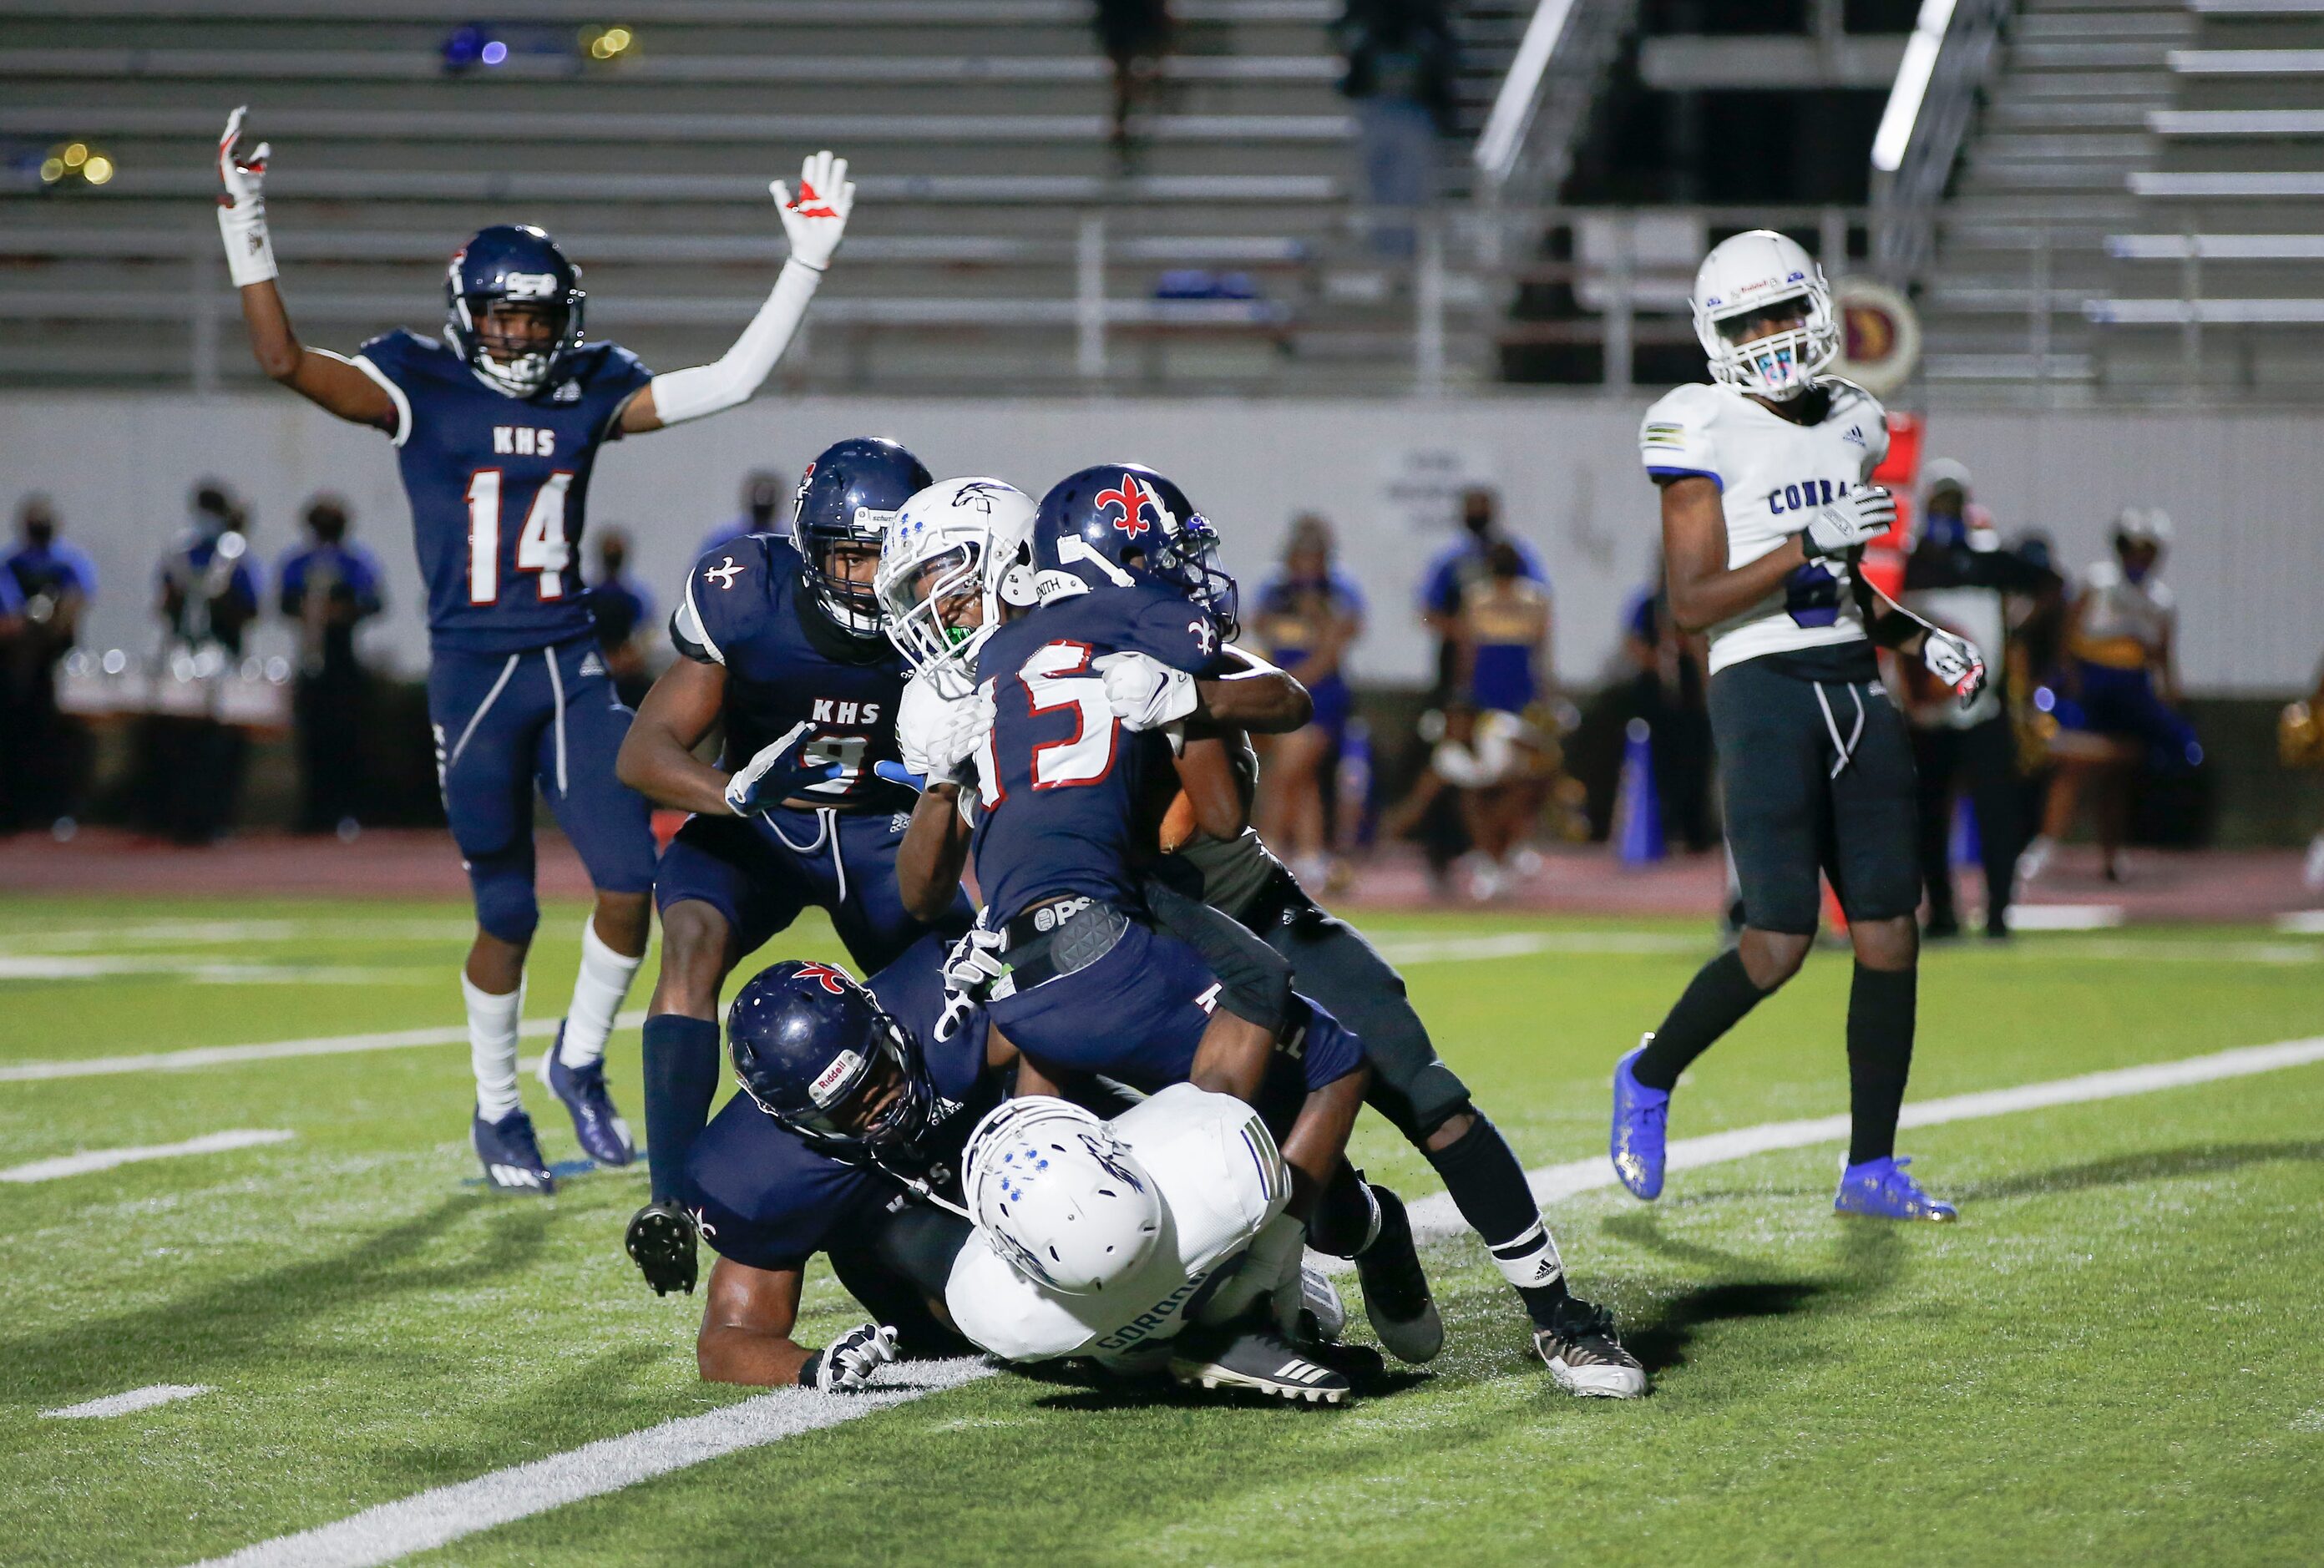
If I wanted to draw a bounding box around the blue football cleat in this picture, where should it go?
[539,1029,635,1167]
[1834,1156,1957,1222]
[472,1105,554,1194]
[1610,1037,1669,1201]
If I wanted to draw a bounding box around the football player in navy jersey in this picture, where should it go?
[217,106,858,1192]
[614,438,976,1294]
[881,468,1371,1243]
[685,940,991,1389]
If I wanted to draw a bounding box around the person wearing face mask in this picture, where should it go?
[1901,461,2059,938]
[2,494,98,835]
[2019,508,2200,886]
[147,482,261,844]
[700,469,791,558]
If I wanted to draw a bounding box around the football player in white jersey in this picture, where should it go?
[945,1090,1364,1404]
[1610,230,1987,1223]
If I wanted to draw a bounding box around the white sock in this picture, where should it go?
[559,919,643,1069]
[464,971,525,1121]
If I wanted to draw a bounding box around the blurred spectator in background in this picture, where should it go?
[277,494,384,837]
[1420,487,1546,696]
[2281,655,2324,888]
[1380,699,1553,900]
[1250,513,1365,889]
[2,494,98,835]
[1901,462,2058,938]
[699,468,789,556]
[148,481,260,844]
[1093,0,1172,170]
[1608,567,1714,852]
[1335,0,1456,254]
[2022,508,2200,885]
[1458,539,1551,716]
[586,526,656,709]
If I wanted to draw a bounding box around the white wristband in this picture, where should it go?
[218,203,277,288]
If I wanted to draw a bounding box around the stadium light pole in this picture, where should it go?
[1871,0,1958,175]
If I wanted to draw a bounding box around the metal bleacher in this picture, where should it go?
[1913,0,2324,402]
[0,0,1415,393]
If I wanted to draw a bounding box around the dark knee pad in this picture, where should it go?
[466,847,539,945]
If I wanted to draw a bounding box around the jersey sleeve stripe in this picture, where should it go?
[337,350,413,448]
[677,569,725,666]
[1647,466,1723,490]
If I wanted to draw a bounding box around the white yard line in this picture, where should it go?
[185,1359,996,1568]
[0,1130,296,1184]
[2276,911,2324,935]
[0,1011,647,1084]
[181,1032,2324,1568]
[43,1384,212,1419]
[0,956,438,985]
[0,919,480,953]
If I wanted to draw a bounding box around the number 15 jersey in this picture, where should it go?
[354,328,652,655]
[1638,377,1889,675]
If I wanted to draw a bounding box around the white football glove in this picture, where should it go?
[803,1322,897,1393]
[1922,627,1988,708]
[1094,651,1199,733]
[1799,486,1897,559]
[215,106,277,287]
[934,925,1008,1041]
[772,149,855,274]
[897,670,992,785]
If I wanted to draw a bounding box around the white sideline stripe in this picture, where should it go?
[0,918,481,952]
[0,1010,648,1083]
[2004,903,2123,931]
[1372,931,1701,964]
[0,1130,294,1184]
[0,956,437,985]
[1377,1033,2324,1252]
[184,1034,2324,1568]
[185,1359,996,1568]
[43,1384,212,1419]
[2277,911,2324,934]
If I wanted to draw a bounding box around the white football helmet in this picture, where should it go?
[1691,229,1839,401]
[2114,506,2173,545]
[874,477,1039,690]
[963,1096,1164,1296]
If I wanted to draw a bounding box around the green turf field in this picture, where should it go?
[2,895,2321,1567]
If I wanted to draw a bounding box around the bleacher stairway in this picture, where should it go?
[1916,0,2324,401]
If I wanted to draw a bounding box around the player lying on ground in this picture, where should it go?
[876,477,1371,1235]
[1617,230,1987,1222]
[613,438,974,1295]
[217,106,855,1191]
[686,943,1366,1402]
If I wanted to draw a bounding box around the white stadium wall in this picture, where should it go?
[5,393,2319,695]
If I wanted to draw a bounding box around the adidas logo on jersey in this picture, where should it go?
[552,381,581,402]
[578,650,606,679]
[1842,424,1866,447]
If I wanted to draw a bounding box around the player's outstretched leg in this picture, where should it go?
[1309,1169,1442,1364]
[1831,919,1955,1222]
[538,894,650,1167]
[462,879,552,1194]
[1610,1036,1670,1200]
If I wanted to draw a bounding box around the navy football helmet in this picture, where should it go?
[444,224,585,398]
[727,959,940,1161]
[794,437,935,637]
[1032,463,1239,640]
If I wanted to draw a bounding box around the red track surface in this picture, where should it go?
[1,827,2312,924]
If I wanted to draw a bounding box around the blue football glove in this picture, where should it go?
[724,726,842,816]
[873,760,929,793]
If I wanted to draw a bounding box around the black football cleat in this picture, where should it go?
[626,1199,699,1296]
[1534,1294,1647,1399]
[1356,1184,1444,1364]
[1169,1326,1352,1405]
[472,1105,554,1195]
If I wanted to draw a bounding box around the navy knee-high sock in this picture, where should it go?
[641,1014,722,1203]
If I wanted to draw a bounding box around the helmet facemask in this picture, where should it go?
[737,1007,935,1161]
[1697,285,1838,402]
[806,508,894,638]
[878,529,992,695]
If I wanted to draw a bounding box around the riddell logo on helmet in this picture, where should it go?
[809,1050,864,1107]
